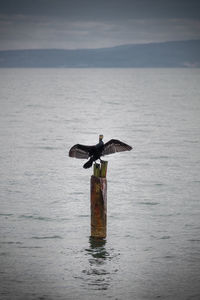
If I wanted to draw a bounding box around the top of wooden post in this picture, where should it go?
[93,160,108,178]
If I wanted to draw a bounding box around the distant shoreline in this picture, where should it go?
[0,40,200,68]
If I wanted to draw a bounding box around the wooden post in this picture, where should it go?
[90,161,108,238]
[93,163,101,177]
[100,160,108,178]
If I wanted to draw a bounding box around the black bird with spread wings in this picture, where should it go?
[69,135,132,168]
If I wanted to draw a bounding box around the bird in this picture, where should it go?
[69,135,132,168]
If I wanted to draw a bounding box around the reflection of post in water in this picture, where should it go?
[83,237,110,290]
[88,237,108,263]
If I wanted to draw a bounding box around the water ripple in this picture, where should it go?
[139,202,160,206]
[19,215,52,222]
[31,235,62,240]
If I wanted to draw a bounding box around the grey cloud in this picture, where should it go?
[0,0,200,50]
[0,13,200,50]
[0,0,200,20]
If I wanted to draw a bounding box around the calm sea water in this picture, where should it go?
[0,68,200,300]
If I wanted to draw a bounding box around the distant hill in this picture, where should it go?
[0,40,200,68]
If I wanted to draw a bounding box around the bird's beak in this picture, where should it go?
[99,134,103,141]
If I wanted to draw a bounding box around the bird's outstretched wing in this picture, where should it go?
[102,139,132,156]
[69,144,96,159]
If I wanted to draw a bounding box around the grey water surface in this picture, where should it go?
[0,68,200,300]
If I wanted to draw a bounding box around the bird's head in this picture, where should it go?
[99,134,103,141]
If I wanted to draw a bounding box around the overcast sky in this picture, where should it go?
[0,0,200,50]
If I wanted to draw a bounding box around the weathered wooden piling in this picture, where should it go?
[90,161,108,238]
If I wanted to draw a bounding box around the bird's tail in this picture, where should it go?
[83,158,93,169]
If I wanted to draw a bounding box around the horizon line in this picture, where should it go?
[0,38,200,52]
